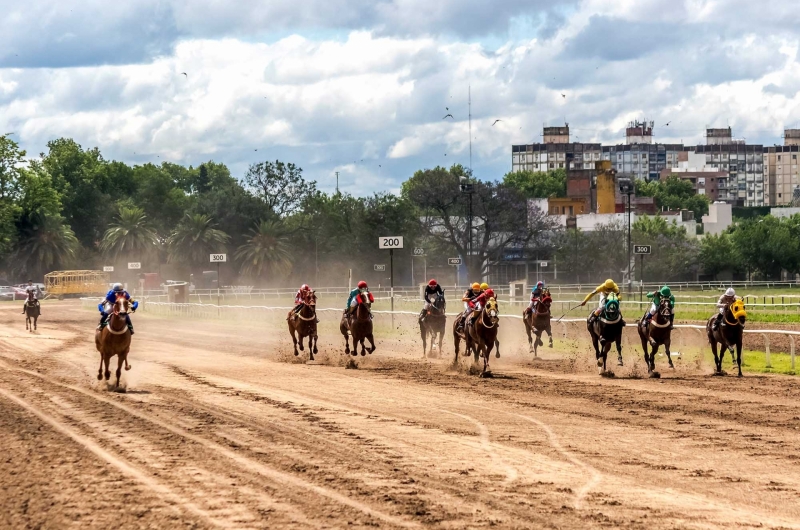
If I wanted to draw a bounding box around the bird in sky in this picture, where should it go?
[492,119,502,127]
[664,121,672,126]
[561,93,566,98]
[443,114,454,120]
[181,72,187,78]
[446,107,449,111]
[255,149,258,151]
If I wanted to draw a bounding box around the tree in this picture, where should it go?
[636,175,710,219]
[402,165,559,279]
[699,233,742,280]
[632,215,700,282]
[730,216,800,279]
[11,211,78,278]
[503,168,567,198]
[235,220,293,281]
[0,134,25,256]
[100,206,160,261]
[130,163,194,234]
[244,160,316,217]
[167,213,230,272]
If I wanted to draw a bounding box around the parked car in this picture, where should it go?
[0,286,18,300]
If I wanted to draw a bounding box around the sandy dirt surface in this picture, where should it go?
[0,301,799,529]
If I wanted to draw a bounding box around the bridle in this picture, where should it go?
[296,292,317,322]
[105,299,130,335]
[535,295,552,315]
[723,305,744,327]
[649,299,672,329]
[479,300,498,329]
[354,301,371,323]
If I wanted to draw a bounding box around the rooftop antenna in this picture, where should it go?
[468,85,472,174]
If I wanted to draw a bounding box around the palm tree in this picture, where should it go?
[12,212,78,277]
[100,206,159,260]
[235,220,293,279]
[166,213,229,271]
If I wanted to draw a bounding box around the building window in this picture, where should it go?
[549,163,554,169]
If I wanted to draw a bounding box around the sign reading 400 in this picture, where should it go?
[378,236,404,249]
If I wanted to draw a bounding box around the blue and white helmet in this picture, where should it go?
[533,281,544,290]
[112,283,123,292]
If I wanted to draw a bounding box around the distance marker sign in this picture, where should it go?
[634,245,652,255]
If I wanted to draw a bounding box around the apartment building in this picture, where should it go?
[764,130,800,206]
[511,124,602,173]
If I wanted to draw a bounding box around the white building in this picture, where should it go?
[701,202,733,236]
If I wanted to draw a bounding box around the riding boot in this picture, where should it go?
[97,314,106,330]
[126,315,134,335]
[418,308,426,322]
[668,313,674,330]
[712,313,722,331]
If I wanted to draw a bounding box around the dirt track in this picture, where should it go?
[1,302,799,529]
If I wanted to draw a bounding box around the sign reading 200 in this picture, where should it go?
[378,236,404,249]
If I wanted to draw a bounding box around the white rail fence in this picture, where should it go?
[81,298,797,371]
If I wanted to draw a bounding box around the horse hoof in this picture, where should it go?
[649,371,661,379]
[294,351,299,356]
[480,371,494,378]
[97,373,102,381]
[596,359,603,368]
[361,351,366,356]
[125,365,132,371]
[313,348,318,354]
[548,342,553,348]
[737,373,743,378]
[351,352,357,357]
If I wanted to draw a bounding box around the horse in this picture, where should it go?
[706,299,747,377]
[419,292,446,358]
[23,292,40,332]
[95,297,133,389]
[287,290,319,360]
[454,297,500,377]
[587,293,624,375]
[523,291,553,356]
[637,298,674,376]
[340,297,375,357]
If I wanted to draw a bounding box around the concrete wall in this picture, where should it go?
[701,202,733,235]
[770,207,800,219]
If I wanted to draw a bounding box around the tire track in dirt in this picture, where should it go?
[0,386,224,528]
[0,360,421,529]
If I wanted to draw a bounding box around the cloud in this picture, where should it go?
[4,0,800,195]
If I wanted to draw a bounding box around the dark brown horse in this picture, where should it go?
[24,292,40,332]
[287,290,318,360]
[454,297,499,376]
[523,292,552,356]
[637,298,674,376]
[419,291,446,358]
[340,298,375,356]
[95,297,132,389]
[706,299,746,377]
[587,293,624,375]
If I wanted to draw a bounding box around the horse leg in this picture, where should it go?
[547,325,553,348]
[591,334,602,373]
[421,323,428,358]
[641,336,652,373]
[453,327,461,364]
[664,336,674,369]
[103,356,111,381]
[312,333,318,355]
[26,315,30,331]
[367,334,376,354]
[97,354,104,381]
[115,355,123,388]
[359,336,367,356]
[289,327,299,356]
[483,342,493,376]
[736,342,743,377]
[649,344,660,376]
[709,338,722,374]
[495,338,500,359]
[33,315,37,331]
[616,334,624,367]
[525,320,533,353]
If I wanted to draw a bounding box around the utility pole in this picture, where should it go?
[468,85,473,174]
[335,171,339,194]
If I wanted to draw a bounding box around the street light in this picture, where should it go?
[459,175,475,282]
[618,177,634,292]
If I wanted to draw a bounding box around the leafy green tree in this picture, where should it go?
[130,163,194,234]
[11,211,78,278]
[235,221,293,281]
[632,215,700,282]
[635,175,710,219]
[699,233,742,280]
[167,213,229,273]
[100,206,160,261]
[0,134,25,256]
[730,216,800,279]
[503,168,567,198]
[244,160,316,217]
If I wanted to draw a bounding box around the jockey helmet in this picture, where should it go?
[484,288,495,299]
[659,286,671,297]
[112,283,123,292]
[428,279,437,287]
[603,279,616,289]
[357,281,368,289]
[725,287,735,297]
[301,284,310,291]
[537,281,544,288]
[27,279,32,283]
[471,282,481,290]
[480,283,489,290]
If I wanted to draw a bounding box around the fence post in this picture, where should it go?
[762,333,771,369]
[791,335,796,372]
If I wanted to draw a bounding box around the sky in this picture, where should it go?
[3,0,800,195]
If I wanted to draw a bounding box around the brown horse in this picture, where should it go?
[340,298,375,356]
[419,291,446,358]
[587,293,624,375]
[95,297,133,389]
[24,292,40,332]
[287,290,319,360]
[706,299,746,377]
[523,292,552,356]
[454,298,499,376]
[637,298,674,376]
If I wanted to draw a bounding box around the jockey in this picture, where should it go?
[98,283,138,334]
[345,281,374,318]
[457,283,482,331]
[523,281,546,317]
[643,285,675,329]
[480,282,490,293]
[21,279,41,314]
[419,279,444,322]
[290,284,319,323]
[712,287,737,331]
[581,278,625,326]
[465,288,495,327]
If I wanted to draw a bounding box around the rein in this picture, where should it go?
[296,303,316,321]
[723,312,743,327]
[105,313,129,335]
[599,313,621,325]
[480,307,497,329]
